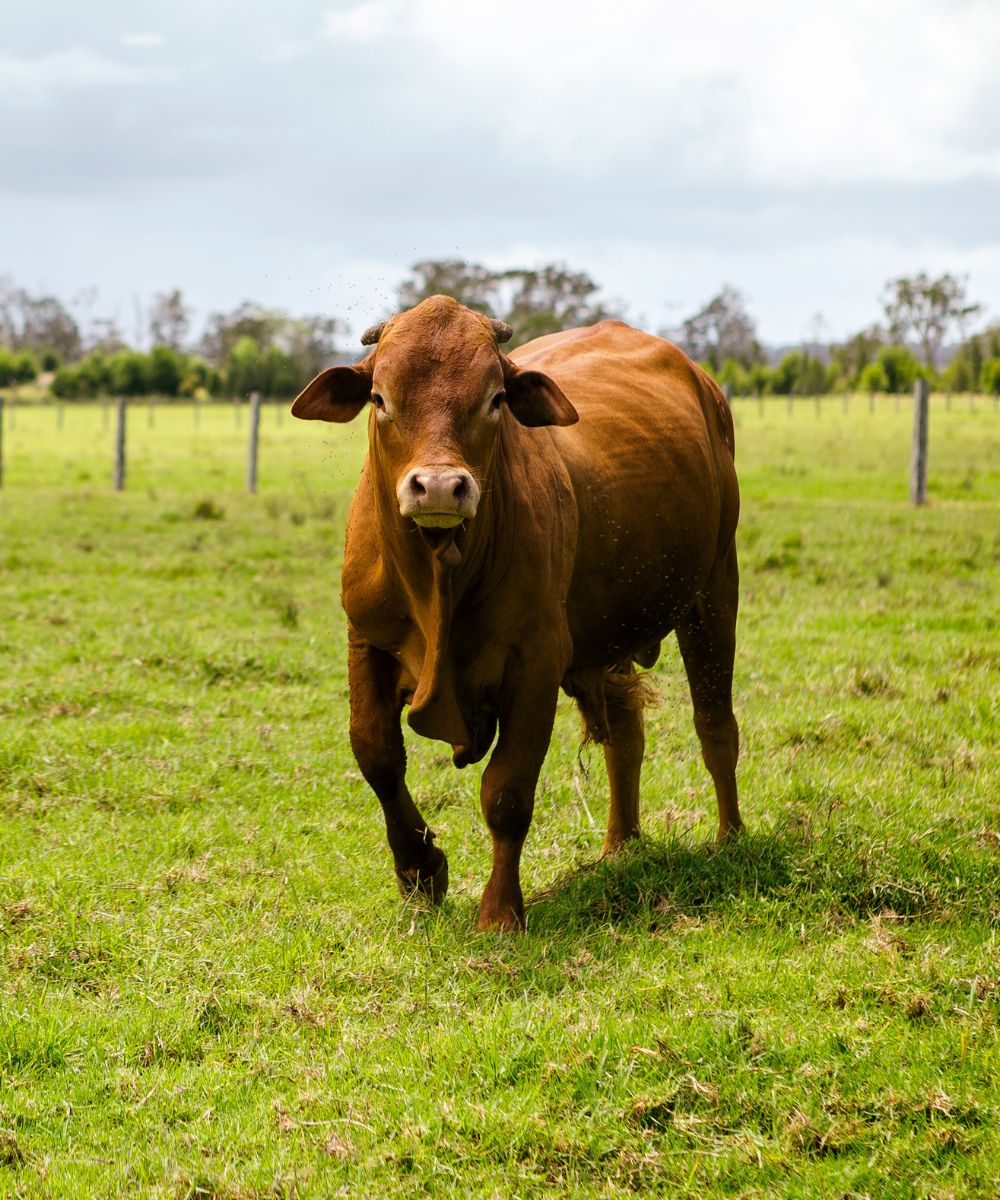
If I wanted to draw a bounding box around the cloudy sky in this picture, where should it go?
[3,0,999,346]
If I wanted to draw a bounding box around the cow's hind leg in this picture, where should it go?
[348,633,448,903]
[572,665,650,857]
[675,542,742,840]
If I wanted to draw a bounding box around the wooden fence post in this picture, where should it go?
[246,391,262,494]
[0,395,4,488]
[114,397,127,491]
[148,397,155,428]
[756,391,763,417]
[910,378,929,506]
[193,397,200,428]
[57,402,64,429]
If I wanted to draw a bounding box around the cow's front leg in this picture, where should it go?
[348,634,448,903]
[477,670,560,932]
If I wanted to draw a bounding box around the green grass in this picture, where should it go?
[0,396,998,1198]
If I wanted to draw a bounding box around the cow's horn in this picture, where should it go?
[360,321,387,346]
[489,319,513,344]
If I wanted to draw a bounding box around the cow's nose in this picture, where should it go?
[397,467,480,526]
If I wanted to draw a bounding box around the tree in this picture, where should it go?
[393,260,617,348]
[675,286,761,372]
[284,315,342,378]
[200,304,287,365]
[498,265,617,346]
[149,289,191,350]
[88,317,128,354]
[0,278,82,361]
[882,273,980,369]
[829,326,883,389]
[397,260,498,315]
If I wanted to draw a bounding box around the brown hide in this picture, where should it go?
[344,312,736,743]
[293,295,741,930]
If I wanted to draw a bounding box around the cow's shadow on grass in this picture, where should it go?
[523,813,992,940]
[525,829,802,936]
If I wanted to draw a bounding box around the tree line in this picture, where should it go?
[1,266,998,400]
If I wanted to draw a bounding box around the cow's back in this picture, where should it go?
[512,321,739,670]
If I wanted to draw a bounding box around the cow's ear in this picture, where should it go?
[291,361,372,422]
[503,363,579,427]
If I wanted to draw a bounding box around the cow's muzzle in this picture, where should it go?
[397,467,480,527]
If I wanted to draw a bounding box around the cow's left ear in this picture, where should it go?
[291,360,372,422]
[503,362,579,427]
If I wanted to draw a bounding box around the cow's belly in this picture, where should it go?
[566,551,709,668]
[564,484,720,669]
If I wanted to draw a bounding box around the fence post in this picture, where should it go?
[910,378,929,506]
[57,402,64,429]
[7,394,13,430]
[814,394,821,416]
[722,382,732,405]
[101,394,109,431]
[0,394,4,488]
[787,395,793,417]
[193,396,200,428]
[756,390,763,417]
[246,391,261,494]
[234,397,242,429]
[148,397,155,428]
[114,396,127,491]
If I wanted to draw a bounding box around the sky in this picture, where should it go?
[2,0,1000,348]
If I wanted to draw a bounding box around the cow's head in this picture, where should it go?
[291,296,578,553]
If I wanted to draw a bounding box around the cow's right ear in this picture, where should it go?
[291,361,372,422]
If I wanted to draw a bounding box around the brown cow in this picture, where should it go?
[292,295,741,931]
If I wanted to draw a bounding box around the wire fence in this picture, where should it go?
[0,385,994,501]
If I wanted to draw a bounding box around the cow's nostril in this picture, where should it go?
[411,476,427,497]
[452,476,468,499]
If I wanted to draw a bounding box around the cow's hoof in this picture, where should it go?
[475,893,525,933]
[395,852,449,905]
[475,908,525,934]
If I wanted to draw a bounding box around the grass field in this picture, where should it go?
[0,396,998,1198]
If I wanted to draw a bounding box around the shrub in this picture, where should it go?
[859,362,888,394]
[981,358,1000,395]
[876,345,922,393]
[50,366,83,399]
[108,350,150,396]
[147,345,185,396]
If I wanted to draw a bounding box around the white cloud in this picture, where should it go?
[0,47,175,95]
[323,1,407,42]
[319,0,1000,186]
[120,32,165,49]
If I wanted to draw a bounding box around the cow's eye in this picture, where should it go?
[372,393,385,410]
[489,391,504,412]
